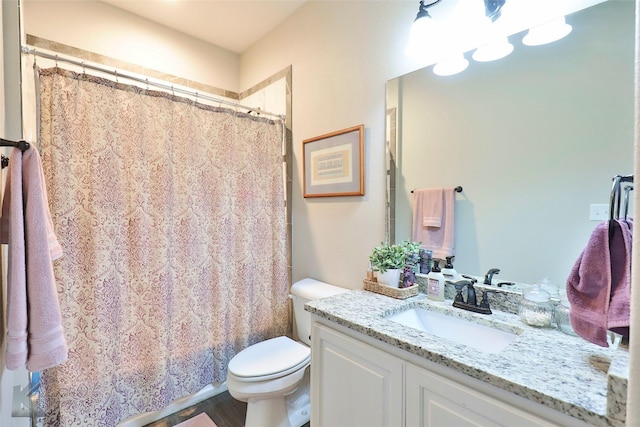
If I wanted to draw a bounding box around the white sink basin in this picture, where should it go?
[385,306,520,354]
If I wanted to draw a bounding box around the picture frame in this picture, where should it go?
[303,124,365,198]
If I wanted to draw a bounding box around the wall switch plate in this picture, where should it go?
[590,204,609,221]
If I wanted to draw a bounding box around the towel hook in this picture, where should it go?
[610,175,634,220]
[610,175,622,221]
[624,185,633,220]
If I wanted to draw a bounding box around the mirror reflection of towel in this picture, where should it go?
[412,188,455,260]
[421,188,443,228]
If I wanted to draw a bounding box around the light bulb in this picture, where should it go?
[405,15,441,59]
[472,37,514,62]
[523,17,572,46]
[433,54,469,76]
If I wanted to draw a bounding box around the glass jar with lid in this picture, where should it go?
[555,293,577,335]
[519,285,554,327]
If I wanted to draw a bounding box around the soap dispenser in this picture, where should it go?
[427,260,445,301]
[441,256,459,281]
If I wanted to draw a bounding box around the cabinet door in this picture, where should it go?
[406,363,557,427]
[311,323,404,427]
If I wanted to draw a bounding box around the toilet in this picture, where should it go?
[226,278,347,427]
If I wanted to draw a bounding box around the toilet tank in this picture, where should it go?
[290,278,348,346]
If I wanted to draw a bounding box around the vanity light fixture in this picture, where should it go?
[405,0,443,58]
[484,0,505,22]
[433,53,469,76]
[472,0,513,62]
[411,0,443,30]
[472,37,514,62]
[522,17,572,46]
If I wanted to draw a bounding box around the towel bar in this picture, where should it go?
[411,186,462,194]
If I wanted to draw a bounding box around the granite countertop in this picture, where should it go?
[305,289,629,427]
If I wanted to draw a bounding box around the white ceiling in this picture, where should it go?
[99,0,613,57]
[100,0,307,54]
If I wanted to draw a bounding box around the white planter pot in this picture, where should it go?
[375,268,402,288]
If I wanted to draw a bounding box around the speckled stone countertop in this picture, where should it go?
[306,289,629,427]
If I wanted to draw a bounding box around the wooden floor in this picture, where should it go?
[144,390,311,427]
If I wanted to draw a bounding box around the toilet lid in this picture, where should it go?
[228,336,310,379]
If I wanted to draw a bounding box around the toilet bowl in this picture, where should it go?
[226,278,347,427]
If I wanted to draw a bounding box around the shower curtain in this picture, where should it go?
[35,67,290,426]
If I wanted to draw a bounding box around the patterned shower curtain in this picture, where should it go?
[35,67,290,426]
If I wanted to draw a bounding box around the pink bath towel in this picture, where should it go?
[0,147,66,371]
[607,219,632,338]
[412,187,455,260]
[566,219,631,347]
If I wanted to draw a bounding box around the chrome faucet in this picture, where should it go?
[483,268,500,285]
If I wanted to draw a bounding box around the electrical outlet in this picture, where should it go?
[589,204,609,221]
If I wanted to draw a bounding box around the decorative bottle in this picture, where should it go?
[427,260,445,301]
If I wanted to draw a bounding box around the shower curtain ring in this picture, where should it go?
[55,55,59,69]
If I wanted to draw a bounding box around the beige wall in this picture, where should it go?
[26,1,627,290]
[241,1,423,289]
[23,0,240,92]
[242,0,636,289]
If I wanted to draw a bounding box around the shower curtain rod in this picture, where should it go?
[21,46,286,120]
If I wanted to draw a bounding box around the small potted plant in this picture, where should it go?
[369,241,420,288]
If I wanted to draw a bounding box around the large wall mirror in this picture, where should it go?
[386,1,634,285]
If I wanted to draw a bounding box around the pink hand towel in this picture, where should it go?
[566,219,631,347]
[419,188,443,228]
[0,147,66,371]
[412,187,455,260]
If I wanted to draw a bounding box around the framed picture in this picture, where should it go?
[303,124,365,198]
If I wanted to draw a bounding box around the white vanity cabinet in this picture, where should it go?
[311,322,404,427]
[311,320,590,427]
[405,363,557,426]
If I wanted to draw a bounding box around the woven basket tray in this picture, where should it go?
[363,279,419,299]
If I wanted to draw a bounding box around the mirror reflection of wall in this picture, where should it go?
[388,1,634,285]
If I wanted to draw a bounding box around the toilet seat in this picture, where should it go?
[228,336,310,382]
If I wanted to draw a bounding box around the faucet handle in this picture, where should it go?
[450,279,473,289]
[461,274,477,284]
